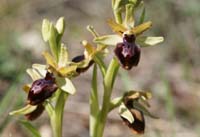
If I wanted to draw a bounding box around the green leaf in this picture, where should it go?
[26,68,42,81]
[9,104,37,115]
[56,77,76,95]
[136,36,164,47]
[56,17,65,35]
[32,64,47,77]
[42,19,51,42]
[94,35,122,46]
[119,103,134,123]
[20,120,41,137]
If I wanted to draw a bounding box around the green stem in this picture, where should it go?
[90,65,100,137]
[94,58,119,137]
[51,90,68,137]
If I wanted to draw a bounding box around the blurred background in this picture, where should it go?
[0,0,199,137]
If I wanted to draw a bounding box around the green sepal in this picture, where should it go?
[26,68,42,81]
[131,21,152,36]
[32,64,47,77]
[56,77,76,95]
[48,23,59,61]
[9,104,37,115]
[58,65,78,77]
[109,96,123,112]
[124,4,135,28]
[138,7,146,24]
[42,51,57,68]
[58,44,68,68]
[133,101,158,119]
[136,36,164,47]
[119,103,134,123]
[94,35,122,46]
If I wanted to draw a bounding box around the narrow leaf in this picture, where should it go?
[20,120,41,137]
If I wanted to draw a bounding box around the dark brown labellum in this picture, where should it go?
[27,72,58,105]
[72,55,94,74]
[114,34,140,70]
[121,108,145,134]
[25,104,45,121]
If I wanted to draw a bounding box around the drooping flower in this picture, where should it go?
[119,91,157,134]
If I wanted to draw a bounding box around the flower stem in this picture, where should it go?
[51,90,68,137]
[93,58,119,137]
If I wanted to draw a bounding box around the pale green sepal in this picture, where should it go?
[49,24,59,60]
[42,19,51,42]
[32,64,47,77]
[9,104,37,115]
[109,96,123,112]
[137,36,164,47]
[119,103,134,123]
[56,17,65,35]
[133,101,158,119]
[57,77,76,95]
[58,44,68,68]
[94,35,122,46]
[124,4,135,28]
[26,68,42,81]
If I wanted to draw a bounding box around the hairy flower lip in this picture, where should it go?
[27,72,58,105]
[114,34,140,70]
[25,104,45,121]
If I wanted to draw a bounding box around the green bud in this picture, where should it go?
[42,19,51,42]
[56,17,65,35]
